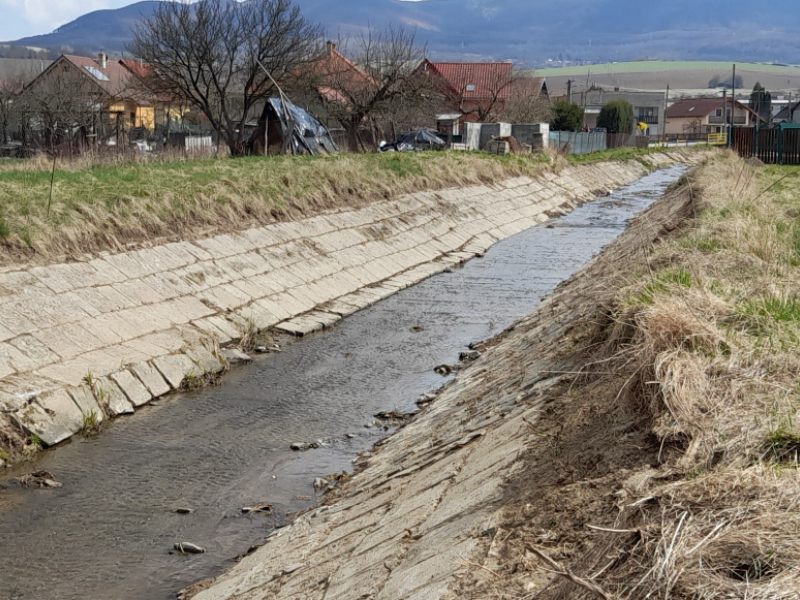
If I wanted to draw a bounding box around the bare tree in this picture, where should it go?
[0,76,27,145]
[500,76,552,124]
[295,27,436,151]
[21,67,103,152]
[130,0,321,156]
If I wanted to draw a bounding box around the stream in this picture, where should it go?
[0,165,687,600]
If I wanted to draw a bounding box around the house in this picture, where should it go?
[25,53,163,133]
[774,99,800,124]
[417,59,548,131]
[665,98,762,136]
[304,42,376,105]
[576,88,666,136]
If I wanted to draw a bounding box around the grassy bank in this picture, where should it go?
[0,148,668,264]
[502,153,800,599]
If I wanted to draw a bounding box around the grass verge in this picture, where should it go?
[544,152,800,598]
[0,147,670,264]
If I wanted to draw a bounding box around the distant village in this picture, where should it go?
[0,43,790,159]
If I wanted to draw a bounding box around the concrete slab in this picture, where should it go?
[67,384,105,422]
[110,370,153,407]
[95,377,135,416]
[152,354,198,389]
[275,316,323,337]
[27,389,84,445]
[130,362,171,399]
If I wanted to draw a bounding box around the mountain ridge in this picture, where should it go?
[3,0,800,65]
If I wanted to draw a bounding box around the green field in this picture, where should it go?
[538,60,800,77]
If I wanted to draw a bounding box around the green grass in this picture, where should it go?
[0,148,665,261]
[631,266,694,305]
[535,60,800,77]
[566,146,672,165]
[740,294,800,323]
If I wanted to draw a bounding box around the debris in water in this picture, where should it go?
[314,472,349,492]
[16,470,62,488]
[374,410,412,422]
[416,392,437,407]
[290,441,322,452]
[434,364,454,376]
[459,350,481,361]
[256,343,282,354]
[173,542,206,555]
[242,503,274,515]
[176,507,194,514]
[346,433,356,438]
[410,326,425,333]
[296,495,312,500]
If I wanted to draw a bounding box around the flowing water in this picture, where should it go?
[0,165,687,600]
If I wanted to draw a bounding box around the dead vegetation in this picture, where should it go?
[454,152,800,600]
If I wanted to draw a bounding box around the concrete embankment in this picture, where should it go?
[0,152,699,462]
[188,155,706,600]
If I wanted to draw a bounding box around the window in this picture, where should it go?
[714,108,723,117]
[85,66,110,81]
[465,84,476,92]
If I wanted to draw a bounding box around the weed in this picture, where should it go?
[765,420,800,462]
[28,434,42,448]
[237,316,259,351]
[80,411,101,438]
[83,370,95,387]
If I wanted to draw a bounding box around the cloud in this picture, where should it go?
[0,0,129,40]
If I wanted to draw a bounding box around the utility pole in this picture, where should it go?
[722,88,728,144]
[663,84,670,144]
[567,79,573,103]
[729,63,736,148]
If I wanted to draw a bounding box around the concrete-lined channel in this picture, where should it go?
[0,165,688,600]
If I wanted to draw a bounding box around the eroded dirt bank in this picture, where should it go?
[188,158,721,600]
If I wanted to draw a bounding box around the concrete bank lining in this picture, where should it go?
[190,154,705,600]
[0,152,696,454]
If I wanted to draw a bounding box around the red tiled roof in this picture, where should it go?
[305,44,375,92]
[61,54,132,96]
[421,60,513,99]
[119,59,153,80]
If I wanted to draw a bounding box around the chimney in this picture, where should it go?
[98,52,107,69]
[326,41,335,56]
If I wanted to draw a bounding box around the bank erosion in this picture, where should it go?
[187,152,800,600]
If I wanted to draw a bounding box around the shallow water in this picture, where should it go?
[0,165,687,600]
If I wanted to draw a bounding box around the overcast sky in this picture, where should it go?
[0,0,136,41]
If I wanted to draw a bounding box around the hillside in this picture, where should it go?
[4,0,800,64]
[539,61,800,95]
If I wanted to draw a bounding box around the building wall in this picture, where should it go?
[579,89,666,136]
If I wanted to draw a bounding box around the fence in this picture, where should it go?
[548,131,607,155]
[732,126,800,165]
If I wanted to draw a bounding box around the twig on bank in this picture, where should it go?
[526,544,618,600]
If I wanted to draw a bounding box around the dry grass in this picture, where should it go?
[549,152,800,599]
[0,147,671,266]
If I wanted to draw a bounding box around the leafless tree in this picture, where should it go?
[130,0,321,156]
[500,76,552,124]
[294,27,436,151]
[0,76,27,145]
[21,67,103,152]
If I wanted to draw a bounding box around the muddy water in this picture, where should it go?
[0,165,687,600]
